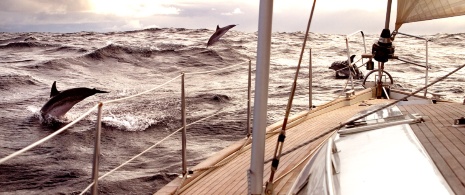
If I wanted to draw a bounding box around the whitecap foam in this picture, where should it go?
[102,112,155,131]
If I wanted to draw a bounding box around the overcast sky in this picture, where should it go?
[1,0,464,35]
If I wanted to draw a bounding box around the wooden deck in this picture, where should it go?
[156,89,387,194]
[399,103,465,195]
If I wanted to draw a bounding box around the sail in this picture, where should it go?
[395,0,465,31]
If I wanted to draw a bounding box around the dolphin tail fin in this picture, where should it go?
[50,81,60,98]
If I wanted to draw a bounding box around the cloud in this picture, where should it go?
[0,0,463,34]
[90,0,181,17]
[221,8,243,16]
[0,0,91,13]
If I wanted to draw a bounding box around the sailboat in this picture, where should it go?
[156,0,465,194]
[1,0,464,194]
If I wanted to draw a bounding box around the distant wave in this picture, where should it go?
[0,35,38,45]
[83,43,186,60]
[0,41,58,49]
[0,74,39,90]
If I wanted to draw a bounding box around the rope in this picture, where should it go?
[175,136,252,194]
[272,131,335,184]
[0,104,99,164]
[79,108,224,195]
[265,63,465,164]
[336,79,350,99]
[267,0,317,185]
[174,174,188,195]
[103,75,182,104]
[334,57,363,73]
[0,73,181,164]
[184,61,247,75]
[0,60,252,193]
[191,136,251,172]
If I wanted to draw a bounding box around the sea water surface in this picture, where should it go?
[1,28,465,194]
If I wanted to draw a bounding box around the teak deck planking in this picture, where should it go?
[399,103,465,195]
[156,90,387,195]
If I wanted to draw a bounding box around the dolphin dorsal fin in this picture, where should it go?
[216,25,220,31]
[50,81,60,98]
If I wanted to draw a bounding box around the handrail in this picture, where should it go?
[0,61,247,164]
[0,104,99,164]
[0,76,182,165]
[79,108,225,195]
[396,32,430,97]
[345,30,367,91]
[102,75,182,104]
[0,60,249,194]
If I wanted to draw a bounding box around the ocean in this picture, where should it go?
[1,28,464,194]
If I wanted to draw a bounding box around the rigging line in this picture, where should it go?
[273,131,335,184]
[174,174,189,195]
[267,0,317,184]
[265,63,465,164]
[0,104,99,164]
[103,74,182,104]
[192,136,251,172]
[105,61,249,105]
[336,78,350,99]
[184,61,247,75]
[176,137,252,194]
[1,61,247,165]
[334,57,363,73]
[79,108,224,195]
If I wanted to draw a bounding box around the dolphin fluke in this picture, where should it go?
[40,82,109,119]
[207,24,236,47]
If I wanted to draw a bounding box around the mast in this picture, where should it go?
[249,0,273,194]
[373,0,394,98]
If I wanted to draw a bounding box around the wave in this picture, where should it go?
[102,113,155,131]
[0,74,39,90]
[0,41,58,49]
[0,35,38,45]
[45,46,88,53]
[23,58,74,71]
[101,112,178,131]
[83,43,173,61]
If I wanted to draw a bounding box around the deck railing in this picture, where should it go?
[345,30,368,92]
[396,32,430,97]
[344,30,431,97]
[0,60,251,194]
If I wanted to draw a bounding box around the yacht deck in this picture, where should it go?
[156,89,382,194]
[399,103,465,195]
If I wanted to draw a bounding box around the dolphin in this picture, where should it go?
[40,81,108,119]
[207,24,236,47]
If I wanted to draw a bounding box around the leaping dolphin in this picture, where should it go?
[207,24,236,47]
[40,81,108,119]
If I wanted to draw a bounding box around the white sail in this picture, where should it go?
[395,0,465,30]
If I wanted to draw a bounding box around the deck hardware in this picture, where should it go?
[264,182,273,195]
[345,90,354,98]
[346,121,367,128]
[278,134,286,142]
[454,117,465,126]
[432,93,446,100]
[271,159,279,168]
[362,53,375,70]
